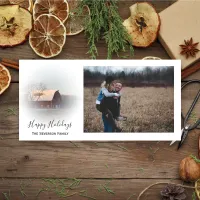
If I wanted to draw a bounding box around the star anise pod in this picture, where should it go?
[179,38,199,59]
[0,17,18,36]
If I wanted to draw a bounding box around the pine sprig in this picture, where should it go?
[190,154,200,163]
[78,0,134,59]
[192,192,197,200]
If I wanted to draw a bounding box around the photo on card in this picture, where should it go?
[83,60,181,141]
[84,66,174,133]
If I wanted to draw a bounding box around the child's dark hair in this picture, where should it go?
[101,76,114,88]
[105,76,114,84]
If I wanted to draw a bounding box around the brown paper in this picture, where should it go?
[158,0,200,70]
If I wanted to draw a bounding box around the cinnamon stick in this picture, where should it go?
[182,61,200,79]
[1,58,19,70]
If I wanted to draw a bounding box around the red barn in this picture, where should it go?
[30,90,62,109]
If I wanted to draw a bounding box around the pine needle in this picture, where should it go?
[36,188,48,197]
[154,147,160,154]
[192,192,197,200]
[79,190,87,193]
[42,178,57,187]
[65,192,77,197]
[138,168,144,172]
[101,182,115,195]
[20,190,27,197]
[38,178,81,198]
[97,185,103,192]
[116,144,128,151]
[79,193,96,200]
[77,0,134,59]
[2,191,10,200]
[79,191,96,200]
[20,183,27,197]
[69,141,79,147]
[5,107,18,116]
[94,142,99,146]
[190,155,200,163]
[120,55,130,59]
[190,112,198,123]
[57,179,66,187]
[68,178,82,189]
[127,193,136,200]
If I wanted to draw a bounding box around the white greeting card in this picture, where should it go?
[19,60,181,141]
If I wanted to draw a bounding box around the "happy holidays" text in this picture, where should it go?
[28,119,72,130]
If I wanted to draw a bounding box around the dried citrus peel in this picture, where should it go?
[29,14,66,58]
[0,63,11,95]
[33,0,69,23]
[65,0,90,35]
[0,5,32,47]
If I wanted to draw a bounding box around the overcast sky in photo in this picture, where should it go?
[84,66,173,73]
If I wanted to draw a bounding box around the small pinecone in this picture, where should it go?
[160,184,186,200]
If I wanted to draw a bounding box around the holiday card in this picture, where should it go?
[20,60,181,141]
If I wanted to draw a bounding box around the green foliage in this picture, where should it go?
[99,181,115,195]
[190,112,198,124]
[2,191,10,200]
[5,107,18,116]
[36,178,81,198]
[127,193,136,200]
[78,0,134,59]
[190,155,200,163]
[192,191,197,200]
[79,190,96,200]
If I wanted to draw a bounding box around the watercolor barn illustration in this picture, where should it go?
[29,90,62,109]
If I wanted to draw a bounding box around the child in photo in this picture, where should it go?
[96,76,122,132]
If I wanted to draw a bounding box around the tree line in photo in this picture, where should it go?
[84,66,174,87]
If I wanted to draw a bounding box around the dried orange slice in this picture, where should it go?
[65,0,90,35]
[33,0,69,23]
[0,63,11,95]
[29,14,66,58]
[0,5,32,47]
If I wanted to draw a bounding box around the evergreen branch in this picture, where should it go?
[192,192,197,200]
[77,0,134,59]
[190,154,200,163]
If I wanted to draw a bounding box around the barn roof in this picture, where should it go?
[30,90,59,101]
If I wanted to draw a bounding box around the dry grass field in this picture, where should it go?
[84,87,174,132]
